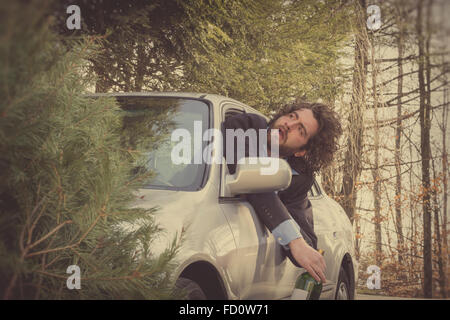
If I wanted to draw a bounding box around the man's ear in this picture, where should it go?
[294,149,306,157]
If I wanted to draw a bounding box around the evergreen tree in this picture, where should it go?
[181,0,353,113]
[0,1,179,299]
[53,0,352,113]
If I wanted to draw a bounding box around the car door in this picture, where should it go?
[308,181,340,296]
[218,103,283,299]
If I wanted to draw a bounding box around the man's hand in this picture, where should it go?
[288,238,326,283]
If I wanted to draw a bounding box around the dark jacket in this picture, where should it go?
[223,113,318,266]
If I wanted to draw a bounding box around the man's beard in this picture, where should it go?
[267,127,299,158]
[279,145,300,158]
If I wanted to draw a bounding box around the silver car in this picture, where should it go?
[102,92,358,300]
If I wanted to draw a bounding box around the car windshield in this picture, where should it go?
[117,97,210,191]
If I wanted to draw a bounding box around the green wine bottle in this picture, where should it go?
[290,249,324,300]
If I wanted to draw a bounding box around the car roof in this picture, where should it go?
[86,91,265,119]
[86,92,241,104]
[86,92,206,99]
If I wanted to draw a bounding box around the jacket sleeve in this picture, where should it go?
[278,172,318,250]
[245,192,300,236]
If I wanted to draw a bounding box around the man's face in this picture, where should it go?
[269,108,319,158]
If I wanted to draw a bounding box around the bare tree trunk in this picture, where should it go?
[321,167,335,198]
[93,6,109,93]
[341,0,368,224]
[431,149,445,298]
[408,129,417,276]
[416,0,433,298]
[370,35,383,266]
[94,64,110,93]
[354,213,361,261]
[394,0,406,265]
[134,40,145,91]
[441,88,448,298]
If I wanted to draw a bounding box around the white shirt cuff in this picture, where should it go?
[272,219,303,247]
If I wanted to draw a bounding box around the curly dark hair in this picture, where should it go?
[268,102,342,173]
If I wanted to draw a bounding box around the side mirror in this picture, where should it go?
[225,157,292,196]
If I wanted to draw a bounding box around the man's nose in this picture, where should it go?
[285,120,298,131]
